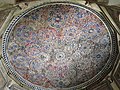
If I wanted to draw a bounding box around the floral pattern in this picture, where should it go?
[6,4,111,89]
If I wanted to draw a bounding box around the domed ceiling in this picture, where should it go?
[2,2,118,90]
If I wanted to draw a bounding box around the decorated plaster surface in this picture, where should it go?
[6,4,111,89]
[0,9,10,29]
[0,69,6,88]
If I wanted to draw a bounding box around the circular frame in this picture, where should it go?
[2,1,119,90]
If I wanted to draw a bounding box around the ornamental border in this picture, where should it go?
[2,1,119,90]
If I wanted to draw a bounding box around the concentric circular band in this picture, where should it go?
[2,2,118,90]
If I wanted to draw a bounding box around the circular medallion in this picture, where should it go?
[2,2,118,90]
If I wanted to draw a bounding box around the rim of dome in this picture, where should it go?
[2,1,119,90]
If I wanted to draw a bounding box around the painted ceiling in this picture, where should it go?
[3,3,111,89]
